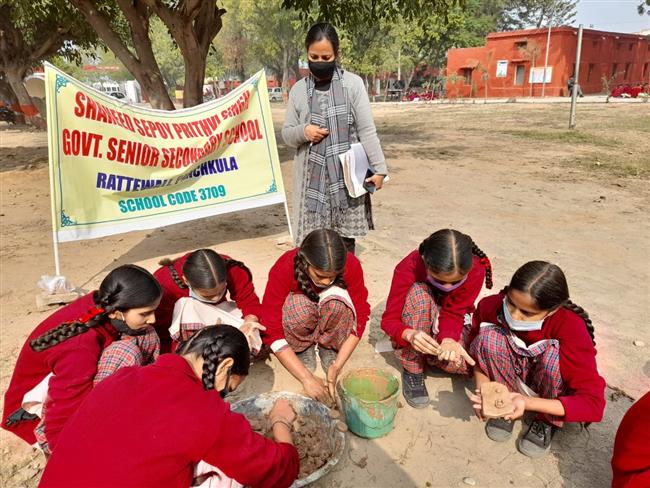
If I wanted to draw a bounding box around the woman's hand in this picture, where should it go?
[269,398,296,425]
[301,375,330,404]
[239,321,266,345]
[466,388,486,421]
[504,393,527,421]
[437,338,476,367]
[304,124,329,143]
[326,363,341,401]
[365,173,386,190]
[402,329,440,355]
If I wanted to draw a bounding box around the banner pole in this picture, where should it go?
[52,231,62,276]
[283,200,294,243]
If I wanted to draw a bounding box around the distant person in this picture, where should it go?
[468,261,605,458]
[381,229,493,408]
[260,228,370,403]
[2,265,161,454]
[282,23,388,255]
[611,392,650,488]
[153,249,264,352]
[567,76,583,97]
[39,325,300,488]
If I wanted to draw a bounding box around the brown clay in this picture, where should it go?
[336,420,348,432]
[480,381,514,418]
[329,409,340,420]
[249,413,336,479]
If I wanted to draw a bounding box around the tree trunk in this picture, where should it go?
[182,49,206,108]
[0,74,24,124]
[70,0,175,110]
[405,67,415,92]
[5,67,44,128]
[282,48,290,103]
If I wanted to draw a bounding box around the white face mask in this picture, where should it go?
[502,298,545,332]
[189,287,225,304]
[310,275,335,289]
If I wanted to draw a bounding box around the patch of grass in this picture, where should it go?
[563,152,650,178]
[498,129,618,147]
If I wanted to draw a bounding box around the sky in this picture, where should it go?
[574,0,650,33]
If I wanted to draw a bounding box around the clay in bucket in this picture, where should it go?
[337,368,400,439]
[232,392,345,487]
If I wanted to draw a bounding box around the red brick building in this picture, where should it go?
[446,27,650,98]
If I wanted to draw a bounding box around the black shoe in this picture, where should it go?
[518,420,555,458]
[401,370,429,408]
[485,417,514,442]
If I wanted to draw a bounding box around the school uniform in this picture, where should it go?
[39,354,300,488]
[381,251,486,374]
[1,293,119,450]
[611,392,650,488]
[260,248,370,353]
[470,293,606,425]
[154,252,262,351]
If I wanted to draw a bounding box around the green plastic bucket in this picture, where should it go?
[337,368,399,439]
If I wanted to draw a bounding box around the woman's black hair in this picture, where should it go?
[176,324,250,390]
[418,229,493,289]
[506,261,595,344]
[30,265,161,352]
[159,249,252,290]
[305,22,340,56]
[294,228,348,302]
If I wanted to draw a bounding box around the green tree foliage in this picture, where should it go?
[498,0,577,29]
[639,0,650,15]
[0,0,99,125]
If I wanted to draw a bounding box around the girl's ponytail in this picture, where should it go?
[563,299,596,345]
[294,252,320,302]
[470,242,493,289]
[30,265,161,352]
[177,325,250,390]
[159,257,188,289]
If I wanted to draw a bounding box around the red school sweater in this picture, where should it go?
[381,250,486,347]
[472,293,606,423]
[39,354,300,488]
[153,252,263,349]
[260,248,371,347]
[611,392,650,488]
[1,293,118,449]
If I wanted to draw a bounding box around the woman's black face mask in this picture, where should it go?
[308,60,336,80]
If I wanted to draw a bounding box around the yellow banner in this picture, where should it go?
[44,63,286,242]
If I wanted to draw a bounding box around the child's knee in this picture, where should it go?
[470,327,509,359]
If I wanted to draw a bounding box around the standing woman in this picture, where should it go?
[282,23,388,254]
[2,265,161,453]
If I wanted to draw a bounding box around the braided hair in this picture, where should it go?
[294,229,348,303]
[160,249,253,292]
[418,229,493,289]
[176,325,250,390]
[508,261,596,344]
[30,265,161,352]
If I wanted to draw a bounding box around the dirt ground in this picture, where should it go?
[1,101,649,487]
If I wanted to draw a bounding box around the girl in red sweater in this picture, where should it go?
[2,265,161,454]
[381,229,493,408]
[261,228,370,403]
[468,261,605,458]
[154,249,264,352]
[39,325,300,488]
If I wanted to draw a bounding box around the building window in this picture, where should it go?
[611,63,618,78]
[624,63,631,80]
[515,41,527,49]
[462,68,473,85]
[515,65,525,85]
[587,64,594,82]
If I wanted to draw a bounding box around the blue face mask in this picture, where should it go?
[502,298,545,332]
